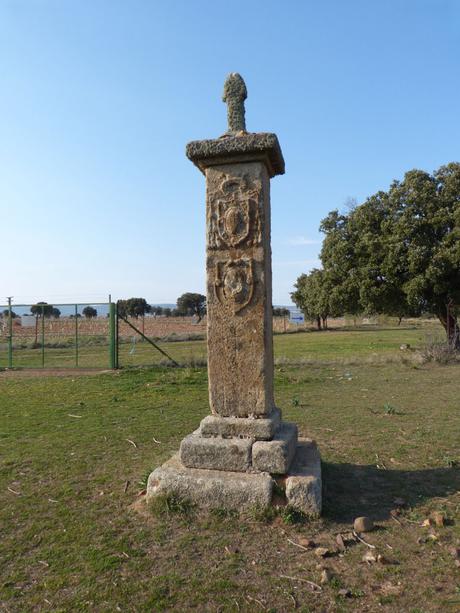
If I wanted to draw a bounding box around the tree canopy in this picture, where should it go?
[273,307,290,317]
[176,293,206,322]
[117,298,152,319]
[30,302,60,318]
[82,306,97,319]
[294,162,460,346]
[291,269,343,329]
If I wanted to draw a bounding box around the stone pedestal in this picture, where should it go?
[146,74,322,516]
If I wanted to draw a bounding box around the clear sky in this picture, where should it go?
[1,0,459,307]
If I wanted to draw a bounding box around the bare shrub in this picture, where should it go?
[420,336,458,365]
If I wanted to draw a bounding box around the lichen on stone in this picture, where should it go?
[222,72,248,134]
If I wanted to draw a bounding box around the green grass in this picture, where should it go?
[0,326,459,611]
[0,321,446,369]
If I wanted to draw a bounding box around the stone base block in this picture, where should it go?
[180,430,252,472]
[200,408,281,440]
[285,439,322,517]
[146,454,273,511]
[252,422,298,474]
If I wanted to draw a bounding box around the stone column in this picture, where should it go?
[146,74,322,516]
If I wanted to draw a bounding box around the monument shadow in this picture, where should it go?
[321,461,460,522]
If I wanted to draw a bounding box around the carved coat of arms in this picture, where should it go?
[208,176,261,249]
[215,258,254,313]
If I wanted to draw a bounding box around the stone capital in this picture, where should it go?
[186,132,285,178]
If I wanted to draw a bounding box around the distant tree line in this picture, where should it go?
[292,162,460,347]
[273,307,290,317]
[116,293,207,322]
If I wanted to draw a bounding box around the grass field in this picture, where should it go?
[1,326,459,612]
[0,320,447,369]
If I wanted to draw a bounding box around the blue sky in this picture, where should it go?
[1,0,459,306]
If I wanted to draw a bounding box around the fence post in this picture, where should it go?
[75,304,79,366]
[41,305,45,367]
[109,302,117,369]
[7,297,13,368]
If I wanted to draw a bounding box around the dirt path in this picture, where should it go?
[0,368,112,378]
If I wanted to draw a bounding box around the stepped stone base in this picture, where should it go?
[252,422,298,473]
[180,415,298,474]
[180,429,252,472]
[146,438,322,516]
[146,454,273,511]
[285,440,322,517]
[200,408,281,440]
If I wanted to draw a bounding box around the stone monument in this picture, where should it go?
[146,74,321,515]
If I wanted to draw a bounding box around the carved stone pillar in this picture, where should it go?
[146,74,322,516]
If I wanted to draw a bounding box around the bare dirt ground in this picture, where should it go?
[0,368,112,378]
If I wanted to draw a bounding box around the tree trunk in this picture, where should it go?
[322,316,328,330]
[437,309,460,350]
[397,316,402,326]
[316,315,322,330]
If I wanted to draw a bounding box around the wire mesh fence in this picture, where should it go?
[0,303,114,369]
[0,300,299,370]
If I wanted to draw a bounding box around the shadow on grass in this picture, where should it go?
[322,461,460,522]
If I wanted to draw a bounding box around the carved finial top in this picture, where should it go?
[222,73,247,134]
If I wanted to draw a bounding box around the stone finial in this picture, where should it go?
[222,73,247,134]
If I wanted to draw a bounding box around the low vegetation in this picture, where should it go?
[1,326,459,611]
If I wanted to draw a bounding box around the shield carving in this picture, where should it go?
[216,197,251,247]
[215,258,254,313]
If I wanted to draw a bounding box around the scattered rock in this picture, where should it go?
[320,568,334,584]
[354,516,374,533]
[380,581,403,596]
[431,512,445,527]
[314,547,330,558]
[448,546,460,559]
[298,538,315,548]
[417,536,428,544]
[337,588,352,598]
[421,518,433,527]
[377,554,398,565]
[362,550,377,564]
[336,534,346,552]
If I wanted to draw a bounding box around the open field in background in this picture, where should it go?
[1,326,459,611]
[0,318,449,370]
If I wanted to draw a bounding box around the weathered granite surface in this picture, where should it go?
[146,454,273,511]
[186,132,285,178]
[180,429,253,472]
[205,161,276,417]
[285,440,322,517]
[146,73,322,515]
[200,408,281,440]
[222,72,247,134]
[252,422,298,474]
